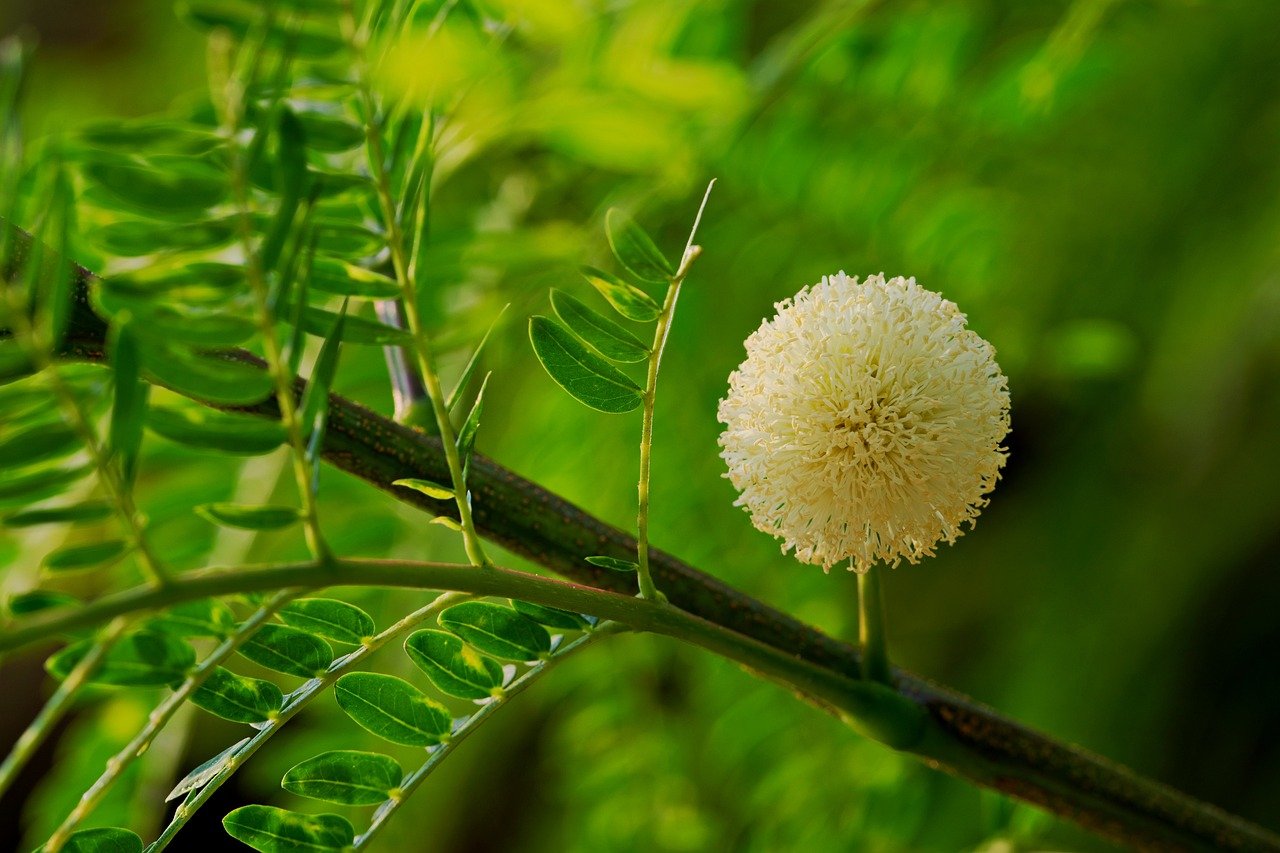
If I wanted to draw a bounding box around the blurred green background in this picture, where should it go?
[3,0,1280,850]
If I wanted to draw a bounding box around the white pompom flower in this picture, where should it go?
[717,272,1011,572]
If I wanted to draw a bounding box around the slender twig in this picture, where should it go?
[42,591,298,852]
[149,591,470,852]
[635,181,715,599]
[0,617,130,801]
[355,625,616,849]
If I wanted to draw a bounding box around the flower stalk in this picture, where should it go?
[857,564,891,684]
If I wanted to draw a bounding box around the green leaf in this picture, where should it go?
[108,320,147,486]
[196,503,301,531]
[308,257,401,298]
[79,119,221,154]
[279,599,375,644]
[580,266,660,322]
[510,599,592,632]
[0,421,79,470]
[7,590,79,617]
[240,624,333,679]
[149,598,237,638]
[299,301,347,438]
[456,371,489,480]
[58,827,144,853]
[294,111,365,153]
[147,406,287,455]
[259,107,308,272]
[529,316,643,414]
[47,630,195,687]
[88,217,236,257]
[192,666,284,724]
[3,502,112,528]
[139,343,274,406]
[550,290,649,362]
[605,207,673,283]
[439,601,551,661]
[43,539,131,573]
[282,750,403,806]
[333,672,452,746]
[0,464,90,508]
[82,154,228,215]
[222,805,354,853]
[404,629,504,700]
[168,738,250,802]
[181,1,349,58]
[585,555,640,573]
[392,478,453,500]
[299,305,411,345]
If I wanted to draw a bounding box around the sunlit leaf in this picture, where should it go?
[192,666,284,724]
[529,316,643,413]
[222,805,354,853]
[605,207,673,283]
[404,628,504,700]
[439,601,551,661]
[309,257,401,298]
[550,289,649,362]
[282,750,403,805]
[333,672,452,746]
[392,478,453,500]
[580,266,660,322]
[240,624,333,679]
[279,599,375,644]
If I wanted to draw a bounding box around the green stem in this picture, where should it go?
[42,590,298,852]
[635,180,715,600]
[347,8,491,569]
[857,564,891,684]
[0,617,130,802]
[355,625,614,849]
[149,591,470,852]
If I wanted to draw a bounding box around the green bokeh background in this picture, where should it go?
[3,1,1279,850]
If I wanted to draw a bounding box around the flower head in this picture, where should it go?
[717,272,1011,572]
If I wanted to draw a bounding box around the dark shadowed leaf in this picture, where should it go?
[439,601,551,661]
[59,827,143,853]
[529,316,643,414]
[46,630,195,687]
[404,629,504,700]
[3,502,112,528]
[580,266,660,322]
[192,666,284,724]
[298,305,410,346]
[282,750,403,805]
[280,599,375,644]
[222,805,354,853]
[43,539,131,573]
[82,154,228,215]
[333,672,451,746]
[7,590,79,617]
[605,207,673,283]
[196,503,301,531]
[240,624,333,679]
[108,320,147,486]
[0,421,79,470]
[147,406,286,455]
[139,344,273,406]
[550,289,649,362]
[0,465,91,509]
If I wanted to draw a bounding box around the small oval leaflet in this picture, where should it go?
[586,555,640,573]
[334,672,452,747]
[282,750,403,806]
[139,342,274,406]
[550,289,649,363]
[393,478,454,500]
[581,266,660,322]
[47,630,195,687]
[510,599,592,632]
[196,503,301,531]
[240,624,333,679]
[191,667,284,725]
[222,805,355,853]
[43,539,131,573]
[605,207,674,283]
[439,601,552,661]
[147,406,287,455]
[3,502,113,528]
[404,629,505,700]
[529,316,644,414]
[279,598,376,644]
[59,826,144,853]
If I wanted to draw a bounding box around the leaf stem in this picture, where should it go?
[857,564,891,684]
[635,180,715,600]
[148,591,470,852]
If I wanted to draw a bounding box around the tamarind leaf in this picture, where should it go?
[146,406,287,455]
[439,602,551,661]
[510,599,592,632]
[46,630,195,687]
[529,316,643,414]
[196,503,302,531]
[334,672,452,746]
[148,599,237,638]
[605,207,673,283]
[550,289,649,362]
[392,478,454,500]
[0,420,79,470]
[580,265,660,322]
[222,805,354,853]
[240,624,333,679]
[57,827,143,853]
[192,666,284,724]
[279,599,376,644]
[282,750,403,806]
[43,540,131,573]
[585,555,639,573]
[167,738,250,802]
[404,628,504,700]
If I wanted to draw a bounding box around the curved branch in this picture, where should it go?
[3,225,1279,852]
